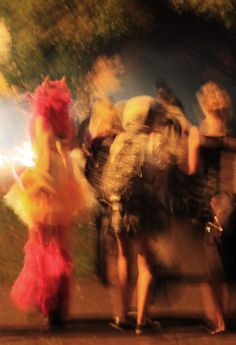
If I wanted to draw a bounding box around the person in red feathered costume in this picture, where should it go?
[4,77,96,328]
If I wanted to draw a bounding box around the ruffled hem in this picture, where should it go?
[11,234,71,316]
[4,165,97,227]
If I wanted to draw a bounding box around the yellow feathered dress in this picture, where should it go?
[4,117,97,317]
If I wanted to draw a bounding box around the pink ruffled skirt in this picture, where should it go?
[11,226,71,316]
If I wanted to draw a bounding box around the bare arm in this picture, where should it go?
[33,117,51,172]
[34,133,50,172]
[56,139,73,174]
[188,126,201,175]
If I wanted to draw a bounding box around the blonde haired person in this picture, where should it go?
[88,98,122,139]
[102,96,181,334]
[188,81,233,334]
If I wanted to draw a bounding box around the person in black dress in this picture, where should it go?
[188,81,234,334]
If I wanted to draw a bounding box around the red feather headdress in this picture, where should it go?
[32,77,72,138]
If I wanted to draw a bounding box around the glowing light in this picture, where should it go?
[12,141,36,167]
[0,95,33,171]
[0,141,36,168]
[0,154,8,166]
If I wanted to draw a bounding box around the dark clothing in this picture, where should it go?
[190,135,227,226]
[192,135,236,281]
[77,117,90,147]
[118,166,171,236]
[85,134,116,283]
[219,208,236,280]
[86,135,115,200]
[102,132,171,236]
[168,164,191,217]
[204,208,236,281]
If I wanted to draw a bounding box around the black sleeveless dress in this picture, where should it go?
[195,135,236,281]
[198,135,225,225]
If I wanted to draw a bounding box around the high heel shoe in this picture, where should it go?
[201,324,226,335]
[209,327,226,335]
[135,318,161,335]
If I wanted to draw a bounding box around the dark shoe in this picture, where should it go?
[135,319,161,335]
[109,318,134,332]
[48,311,65,330]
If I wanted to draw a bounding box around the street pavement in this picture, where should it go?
[0,278,236,345]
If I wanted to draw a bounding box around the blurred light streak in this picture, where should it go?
[0,141,36,168]
[0,97,35,172]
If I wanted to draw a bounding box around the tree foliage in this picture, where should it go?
[0,0,236,95]
[0,0,152,92]
[169,0,236,29]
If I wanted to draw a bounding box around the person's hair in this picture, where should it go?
[146,102,182,168]
[145,101,166,129]
[197,81,232,122]
[88,98,123,138]
[147,100,182,138]
[155,79,184,112]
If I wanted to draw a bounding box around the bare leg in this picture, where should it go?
[115,233,132,323]
[136,252,152,326]
[201,281,225,333]
[216,280,228,311]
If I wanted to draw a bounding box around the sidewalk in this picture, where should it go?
[1,207,235,324]
[0,278,236,345]
[1,221,236,344]
[0,277,223,325]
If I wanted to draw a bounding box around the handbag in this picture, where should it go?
[205,215,223,236]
